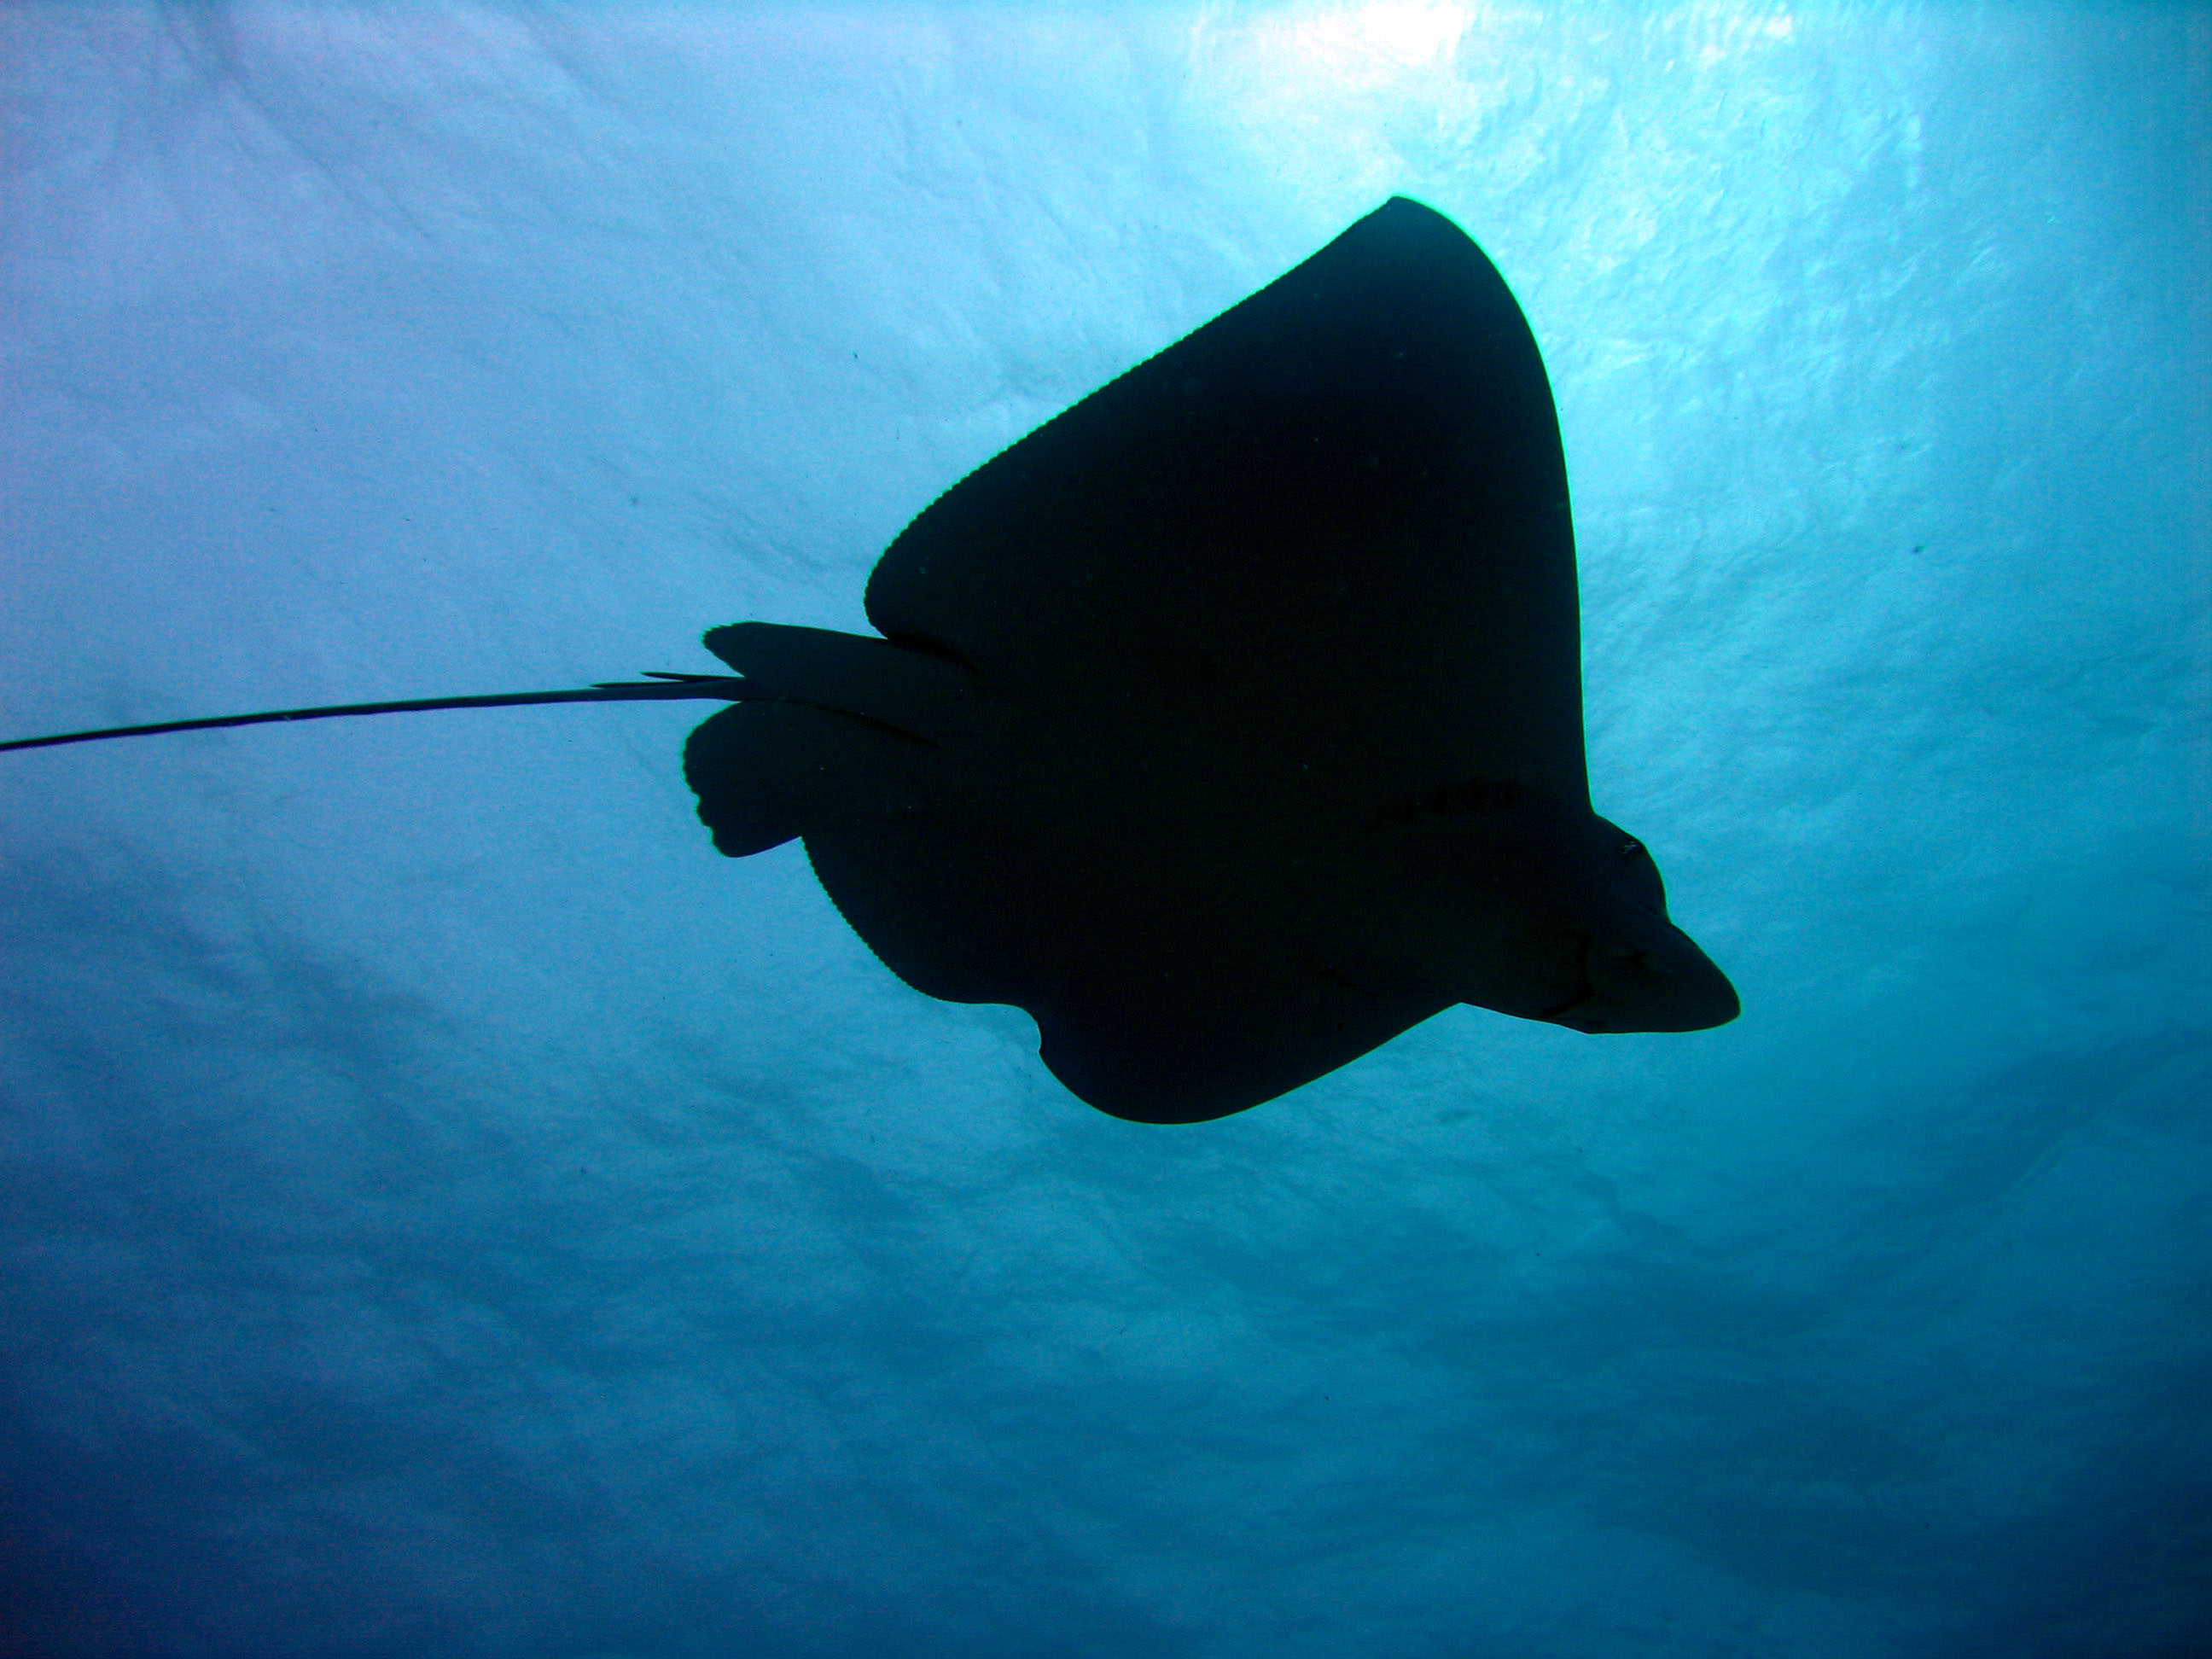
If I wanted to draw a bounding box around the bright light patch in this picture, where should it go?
[1699,9,1799,68]
[1293,3,1470,74]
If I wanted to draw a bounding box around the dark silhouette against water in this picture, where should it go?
[4,199,1737,1120]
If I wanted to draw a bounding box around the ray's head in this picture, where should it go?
[1524,817,1740,1034]
[1419,798,1739,1036]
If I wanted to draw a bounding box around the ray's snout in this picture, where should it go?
[1542,921,1739,1034]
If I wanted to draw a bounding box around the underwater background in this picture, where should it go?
[2,3,2205,1655]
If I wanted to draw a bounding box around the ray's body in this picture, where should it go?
[684,199,1736,1121]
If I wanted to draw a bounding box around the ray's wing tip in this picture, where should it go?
[1365,194,1460,233]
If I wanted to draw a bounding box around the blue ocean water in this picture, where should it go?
[1,4,2204,1656]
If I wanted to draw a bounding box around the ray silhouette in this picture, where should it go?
[4,199,1737,1121]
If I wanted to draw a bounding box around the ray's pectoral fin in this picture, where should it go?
[1031,980,1459,1127]
[683,622,975,857]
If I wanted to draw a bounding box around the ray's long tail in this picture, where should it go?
[0,673,760,753]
